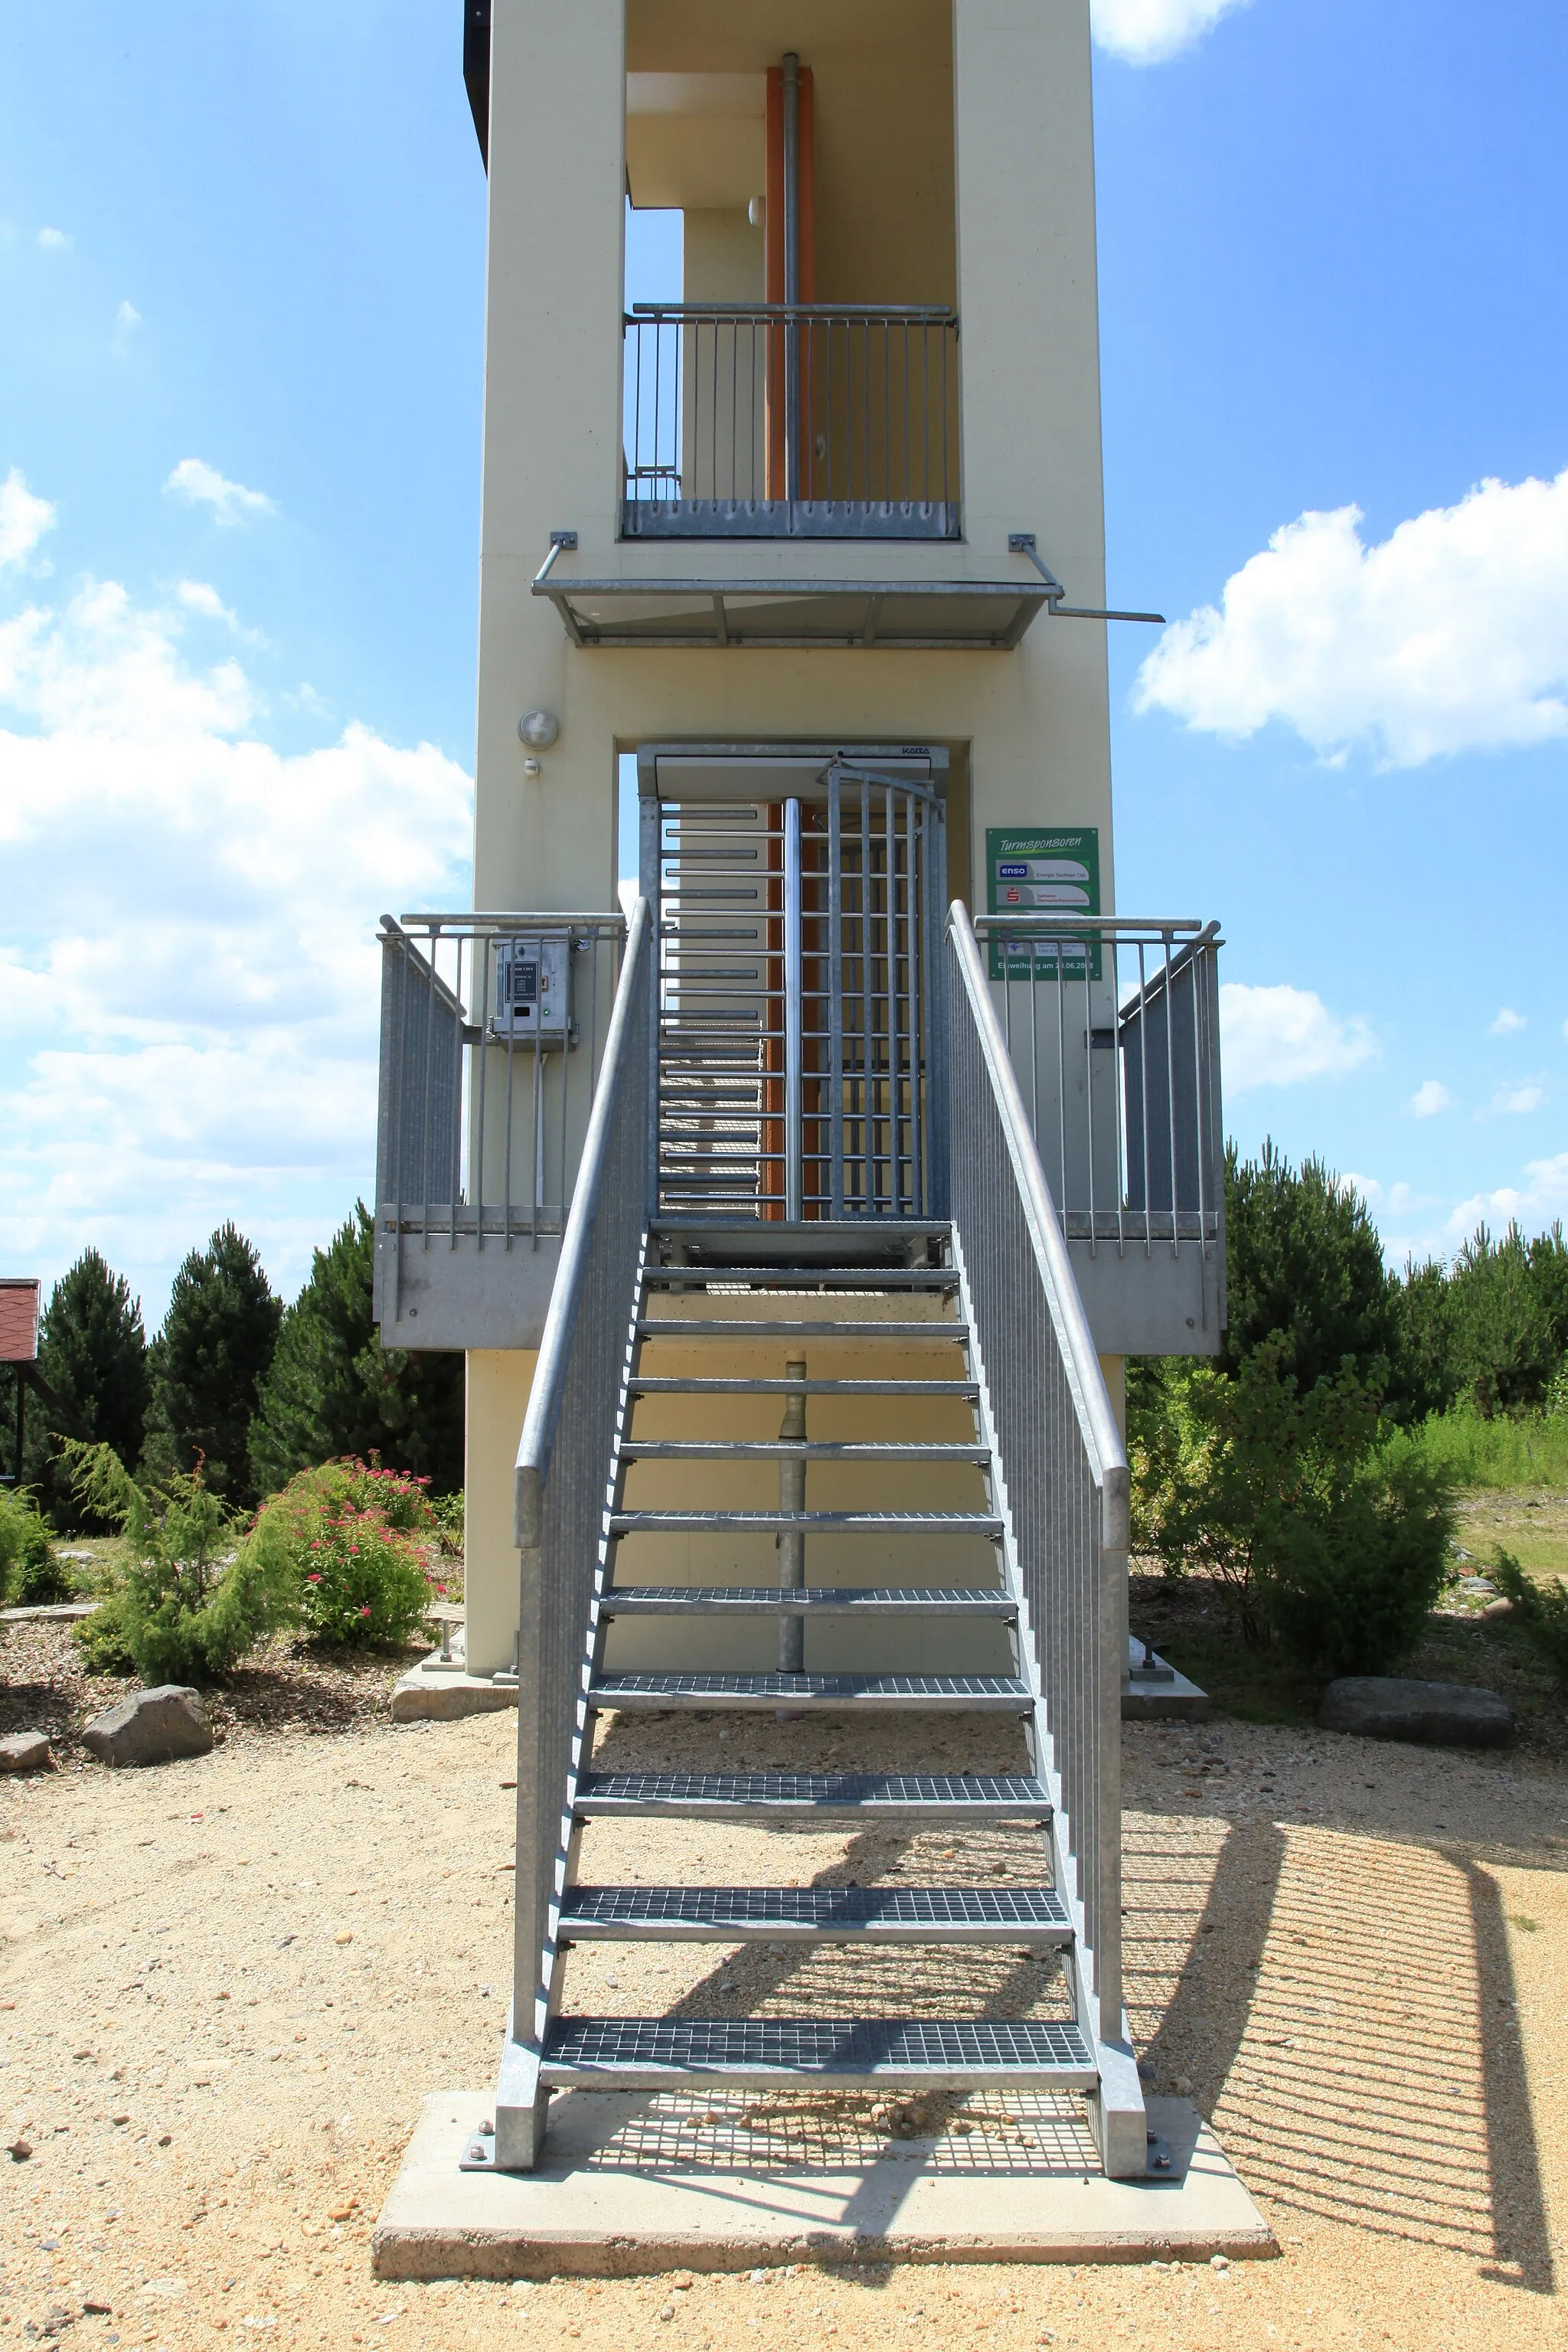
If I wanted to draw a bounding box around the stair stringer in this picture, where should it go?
[495,1231,649,2169]
[948,1225,1148,2179]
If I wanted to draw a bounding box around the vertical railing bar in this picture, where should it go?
[1137,939,1152,1256]
[1163,929,1180,1260]
[1055,938,1068,1225]
[829,769,844,1217]
[1083,939,1096,1256]
[1112,937,1128,1259]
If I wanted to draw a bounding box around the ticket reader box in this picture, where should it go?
[488,933,573,1044]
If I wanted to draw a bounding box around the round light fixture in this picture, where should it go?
[747,194,765,229]
[518,708,560,750]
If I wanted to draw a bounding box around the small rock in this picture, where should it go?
[81,1687,214,1769]
[6,2138,31,2160]
[658,2305,675,2322]
[334,1932,353,1946]
[1174,2075,1193,2097]
[1209,2253,1229,2270]
[0,1730,51,1773]
[1318,1677,1514,1749]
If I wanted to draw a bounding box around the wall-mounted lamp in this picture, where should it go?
[747,194,764,229]
[521,756,542,781]
[518,707,560,750]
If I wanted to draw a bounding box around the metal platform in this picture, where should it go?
[541,2017,1097,2088]
[621,1439,988,1461]
[629,1374,980,1396]
[559,1884,1072,1942]
[572,1770,1055,1821]
[637,1318,970,1341]
[587,1672,1034,1713]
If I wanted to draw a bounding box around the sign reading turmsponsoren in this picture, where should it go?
[985,826,1102,981]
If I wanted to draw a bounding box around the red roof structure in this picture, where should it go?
[0,1280,41,1364]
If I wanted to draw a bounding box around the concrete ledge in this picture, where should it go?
[390,1660,518,1722]
[374,2092,1275,2277]
[1122,1641,1210,1723]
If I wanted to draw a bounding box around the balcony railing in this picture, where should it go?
[622,303,960,541]
[973,916,1225,1263]
[376,913,629,1258]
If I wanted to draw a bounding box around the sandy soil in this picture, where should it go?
[3,1623,1567,2352]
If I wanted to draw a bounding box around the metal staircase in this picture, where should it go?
[537,1223,1101,2106]
[482,898,1147,2181]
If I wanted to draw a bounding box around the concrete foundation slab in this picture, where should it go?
[390,1657,518,1722]
[374,2091,1275,2277]
[1122,1639,1209,1722]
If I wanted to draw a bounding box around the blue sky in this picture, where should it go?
[2,0,1566,1323]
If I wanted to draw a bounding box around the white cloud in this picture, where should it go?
[114,299,142,339]
[0,552,471,1317]
[1489,1006,1527,1035]
[1091,0,1250,65]
[164,456,276,527]
[1481,1077,1547,1117]
[1444,1154,1568,1249]
[1134,471,1568,767]
[0,469,56,573]
[1219,982,1378,1093]
[1406,1079,1454,1119]
[38,227,70,252]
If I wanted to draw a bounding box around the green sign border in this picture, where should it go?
[984,825,1102,982]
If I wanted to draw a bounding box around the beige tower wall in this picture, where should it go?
[464,0,1116,1673]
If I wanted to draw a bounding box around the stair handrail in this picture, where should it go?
[946,899,1138,2169]
[947,903,1128,1494]
[514,893,652,1511]
[499,896,652,2168]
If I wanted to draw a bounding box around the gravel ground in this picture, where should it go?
[3,1622,1567,2350]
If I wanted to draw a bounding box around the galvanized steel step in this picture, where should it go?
[609,1510,1003,1537]
[586,1672,1033,1713]
[644,1269,959,1290]
[637,1318,970,1341]
[603,1586,1016,1617]
[559,1883,1071,1943]
[573,1770,1054,1822]
[540,2016,1096,2089]
[629,1376,979,1396]
[621,1439,989,1462]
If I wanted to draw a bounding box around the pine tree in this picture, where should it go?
[248,1204,463,1498]
[140,1225,282,1509]
[1219,1139,1400,1398]
[12,1251,151,1530]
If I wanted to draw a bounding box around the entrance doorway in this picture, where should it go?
[637,745,949,1222]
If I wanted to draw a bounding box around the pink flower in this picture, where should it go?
[306,1573,322,1584]
[359,1604,372,1618]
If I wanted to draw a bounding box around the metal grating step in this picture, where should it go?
[573,1770,1054,1822]
[603,1586,1015,1618]
[609,1510,1002,1537]
[638,1319,969,1341]
[560,1883,1071,1943]
[588,1672,1033,1713]
[645,1269,959,1290]
[630,1377,980,1396]
[541,2016,1096,2089]
[622,1440,989,1462]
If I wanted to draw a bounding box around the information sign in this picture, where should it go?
[984,826,1102,980]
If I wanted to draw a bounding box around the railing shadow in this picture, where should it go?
[1126,1802,1558,2292]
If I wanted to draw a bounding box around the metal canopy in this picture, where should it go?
[531,539,1052,651]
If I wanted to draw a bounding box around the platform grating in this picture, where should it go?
[572,1771,1054,1818]
[561,1885,1070,1934]
[602,1586,1016,1616]
[542,2017,1096,2082]
[588,1673,1032,1710]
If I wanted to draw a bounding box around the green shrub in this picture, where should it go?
[1132,1339,1454,1677]
[65,1443,287,1684]
[251,1457,442,1647]
[0,1488,70,1606]
[1446,1222,1568,1416]
[1490,1548,1568,1689]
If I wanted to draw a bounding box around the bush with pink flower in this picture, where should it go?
[252,1455,444,1646]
